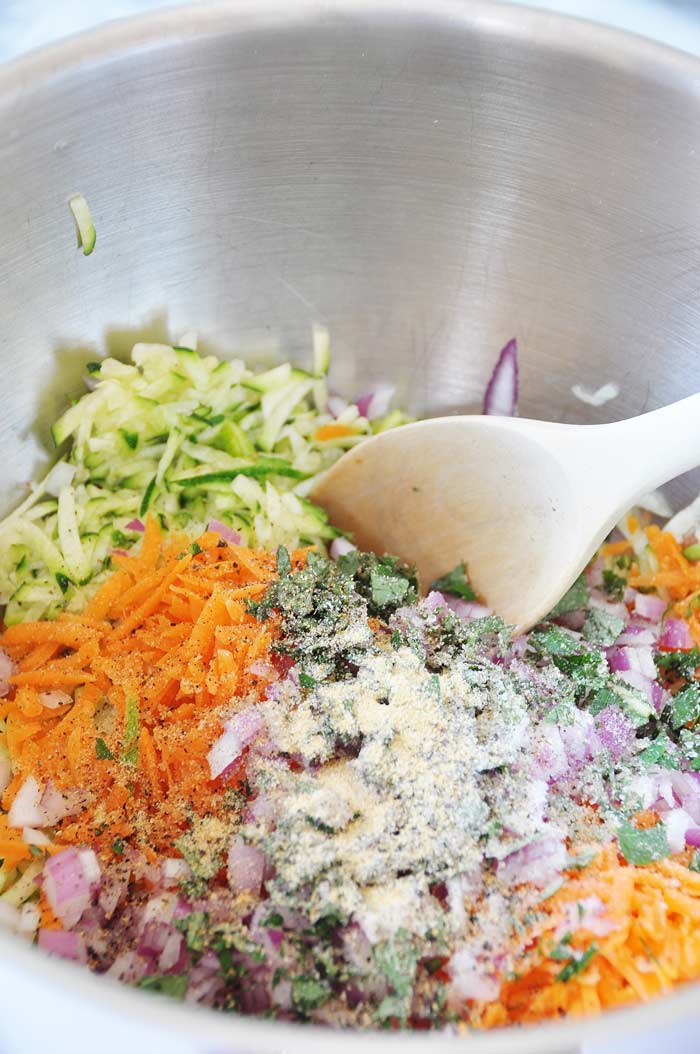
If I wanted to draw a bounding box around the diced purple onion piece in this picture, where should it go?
[326,395,349,419]
[207,519,242,545]
[634,593,666,621]
[125,518,145,532]
[329,537,357,561]
[482,338,519,416]
[38,928,87,963]
[356,383,395,421]
[659,618,695,652]
[0,647,14,698]
[228,838,265,894]
[207,728,243,780]
[685,827,700,847]
[42,847,99,929]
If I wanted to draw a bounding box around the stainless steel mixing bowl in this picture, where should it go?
[1,1,700,1050]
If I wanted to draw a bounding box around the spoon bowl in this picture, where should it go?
[313,396,700,632]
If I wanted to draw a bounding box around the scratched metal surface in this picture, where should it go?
[2,3,700,1051]
[2,1,700,514]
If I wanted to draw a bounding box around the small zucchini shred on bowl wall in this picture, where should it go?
[1,336,700,1031]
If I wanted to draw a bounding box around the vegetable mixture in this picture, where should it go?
[2,336,700,1032]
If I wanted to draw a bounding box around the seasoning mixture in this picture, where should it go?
[2,337,700,1032]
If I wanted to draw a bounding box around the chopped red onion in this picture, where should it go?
[441,595,492,621]
[616,668,656,703]
[18,903,40,938]
[38,928,87,963]
[40,781,86,825]
[615,624,657,648]
[659,618,694,651]
[531,724,568,781]
[158,931,185,973]
[595,707,635,761]
[207,728,243,780]
[634,593,666,622]
[0,647,14,697]
[448,947,499,1002]
[498,833,567,889]
[38,690,72,710]
[161,858,191,888]
[106,951,150,984]
[686,827,700,847]
[8,776,45,828]
[140,892,181,928]
[243,793,278,827]
[22,826,50,847]
[559,709,600,766]
[224,707,265,748]
[423,590,447,612]
[356,384,395,421]
[248,659,275,679]
[42,847,100,928]
[326,395,349,419]
[664,808,696,853]
[98,871,129,919]
[125,518,145,532]
[227,838,265,894]
[482,338,519,417]
[560,895,615,938]
[207,519,242,545]
[329,537,357,561]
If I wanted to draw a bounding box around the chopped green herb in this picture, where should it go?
[602,569,626,601]
[139,974,189,999]
[85,361,102,374]
[189,542,202,556]
[671,685,700,730]
[637,732,680,770]
[430,562,476,601]
[121,696,140,766]
[656,647,700,681]
[175,911,209,954]
[548,575,589,618]
[549,933,573,961]
[555,943,597,983]
[95,737,114,760]
[370,569,410,609]
[111,837,125,855]
[689,850,700,873]
[617,821,669,865]
[299,672,317,690]
[291,975,331,1015]
[55,573,71,595]
[276,545,292,577]
[262,912,284,928]
[28,845,44,858]
[583,608,626,647]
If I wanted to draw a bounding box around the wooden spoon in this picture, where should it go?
[312,397,700,633]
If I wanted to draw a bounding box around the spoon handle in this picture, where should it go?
[600,392,700,495]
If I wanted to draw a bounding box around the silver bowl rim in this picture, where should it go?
[1,1,700,1048]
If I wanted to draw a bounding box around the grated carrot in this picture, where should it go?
[0,518,301,854]
[465,846,700,1028]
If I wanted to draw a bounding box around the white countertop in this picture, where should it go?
[1,2,700,1052]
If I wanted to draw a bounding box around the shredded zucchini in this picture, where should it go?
[0,334,407,622]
